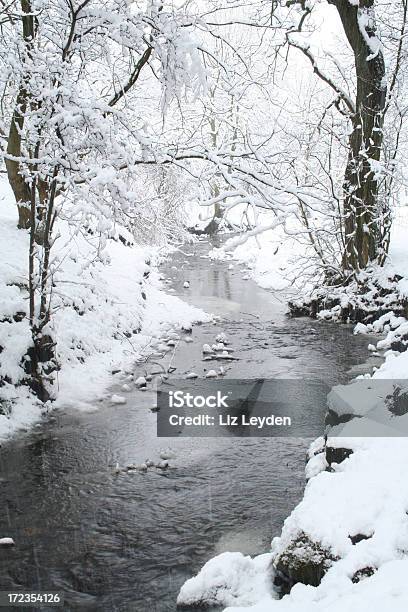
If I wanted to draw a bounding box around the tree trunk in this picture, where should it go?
[206,114,224,234]
[5,91,32,229]
[5,0,36,229]
[329,0,387,271]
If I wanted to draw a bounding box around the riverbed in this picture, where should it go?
[0,239,381,611]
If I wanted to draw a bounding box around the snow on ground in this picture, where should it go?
[222,559,408,612]
[0,179,209,440]
[177,552,275,609]
[179,208,408,611]
[373,349,408,378]
[210,218,311,293]
[352,207,408,380]
[388,206,408,275]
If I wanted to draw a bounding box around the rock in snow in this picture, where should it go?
[212,343,225,351]
[353,322,368,335]
[202,344,214,354]
[183,281,190,288]
[186,372,198,379]
[206,370,218,378]
[127,463,147,472]
[134,376,147,388]
[0,537,15,547]
[111,394,126,405]
[215,332,228,344]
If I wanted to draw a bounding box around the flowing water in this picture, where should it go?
[0,239,381,611]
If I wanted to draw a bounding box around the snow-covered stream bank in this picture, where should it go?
[0,240,379,611]
[0,179,208,439]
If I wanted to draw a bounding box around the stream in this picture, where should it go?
[0,238,381,611]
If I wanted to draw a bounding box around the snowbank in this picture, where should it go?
[348,208,408,381]
[0,179,208,440]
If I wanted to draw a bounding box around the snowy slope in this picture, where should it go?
[210,219,311,293]
[0,179,209,439]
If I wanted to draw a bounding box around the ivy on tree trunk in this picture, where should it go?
[329,0,387,271]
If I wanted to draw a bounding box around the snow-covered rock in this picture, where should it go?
[111,394,126,405]
[353,322,368,335]
[160,448,176,460]
[305,452,327,480]
[127,463,147,472]
[215,332,229,344]
[373,349,408,379]
[0,537,15,547]
[206,370,218,378]
[135,376,147,388]
[177,552,274,609]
